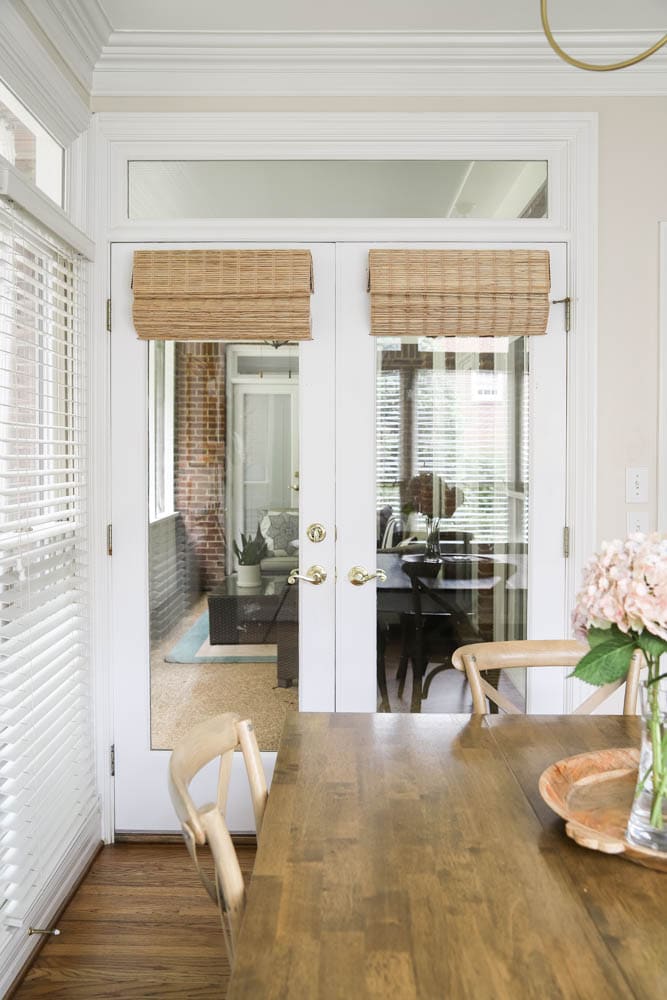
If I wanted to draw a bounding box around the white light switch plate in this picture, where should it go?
[626,467,648,503]
[627,511,649,534]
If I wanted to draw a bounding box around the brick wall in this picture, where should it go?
[173,342,226,590]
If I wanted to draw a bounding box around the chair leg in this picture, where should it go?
[422,661,452,700]
[397,620,410,683]
[376,632,391,713]
[397,620,411,698]
[410,627,425,713]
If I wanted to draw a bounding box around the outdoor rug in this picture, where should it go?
[165,611,277,664]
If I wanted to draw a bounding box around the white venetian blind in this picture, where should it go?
[375,339,530,546]
[0,199,97,948]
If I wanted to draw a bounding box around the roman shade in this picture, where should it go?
[132,249,314,341]
[368,249,551,337]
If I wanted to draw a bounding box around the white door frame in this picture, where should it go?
[92,111,597,840]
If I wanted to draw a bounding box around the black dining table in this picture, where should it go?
[375,551,504,710]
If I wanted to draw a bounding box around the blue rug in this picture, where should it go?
[165,611,277,664]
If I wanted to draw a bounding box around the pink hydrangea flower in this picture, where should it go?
[572,533,667,641]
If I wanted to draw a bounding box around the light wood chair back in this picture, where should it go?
[452,640,642,715]
[168,713,268,963]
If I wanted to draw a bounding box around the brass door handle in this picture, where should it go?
[347,566,388,587]
[288,564,327,585]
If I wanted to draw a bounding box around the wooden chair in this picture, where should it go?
[451,640,642,715]
[397,558,483,712]
[168,713,268,964]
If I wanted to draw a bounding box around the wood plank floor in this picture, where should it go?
[13,843,256,1000]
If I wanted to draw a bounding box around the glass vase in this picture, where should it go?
[626,679,667,853]
[424,516,441,559]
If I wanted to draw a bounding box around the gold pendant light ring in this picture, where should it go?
[541,0,667,72]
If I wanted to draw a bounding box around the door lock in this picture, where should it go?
[306,523,327,543]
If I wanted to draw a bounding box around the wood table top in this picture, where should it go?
[227,713,665,1000]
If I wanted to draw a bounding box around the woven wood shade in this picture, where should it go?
[132,249,314,341]
[368,249,551,337]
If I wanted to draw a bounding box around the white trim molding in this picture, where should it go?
[0,157,95,258]
[21,0,112,95]
[659,223,667,533]
[91,30,667,99]
[0,1,91,144]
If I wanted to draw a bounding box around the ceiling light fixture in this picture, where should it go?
[541,0,667,71]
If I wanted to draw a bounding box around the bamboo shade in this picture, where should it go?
[132,249,314,341]
[368,249,551,337]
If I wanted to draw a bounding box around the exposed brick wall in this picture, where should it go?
[173,342,226,590]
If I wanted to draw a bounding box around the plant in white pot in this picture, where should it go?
[233,525,268,587]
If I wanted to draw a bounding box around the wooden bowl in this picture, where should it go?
[539,747,667,872]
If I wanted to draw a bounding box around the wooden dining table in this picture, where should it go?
[227,712,665,1000]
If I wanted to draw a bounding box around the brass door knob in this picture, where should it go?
[288,564,327,585]
[347,566,388,586]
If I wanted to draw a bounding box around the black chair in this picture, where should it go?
[396,557,482,712]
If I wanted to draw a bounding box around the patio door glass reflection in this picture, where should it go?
[147,342,300,752]
[376,336,528,712]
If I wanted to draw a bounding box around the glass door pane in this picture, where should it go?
[148,343,300,754]
[375,336,528,713]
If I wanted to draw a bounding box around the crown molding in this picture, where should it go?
[91,29,667,98]
[0,1,91,143]
[21,0,112,92]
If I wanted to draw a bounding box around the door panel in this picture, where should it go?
[336,243,568,715]
[111,243,335,833]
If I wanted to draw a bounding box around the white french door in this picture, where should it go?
[111,243,336,833]
[111,240,567,833]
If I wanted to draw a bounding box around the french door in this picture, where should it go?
[111,241,567,833]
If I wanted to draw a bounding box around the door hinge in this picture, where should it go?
[563,525,570,559]
[106,298,111,333]
[552,296,571,333]
[106,523,113,556]
[110,744,115,777]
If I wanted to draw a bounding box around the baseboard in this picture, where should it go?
[114,831,258,847]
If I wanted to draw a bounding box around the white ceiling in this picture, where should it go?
[98,0,666,34]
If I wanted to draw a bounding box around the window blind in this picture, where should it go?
[132,249,314,341]
[375,341,530,546]
[368,249,551,337]
[0,200,97,954]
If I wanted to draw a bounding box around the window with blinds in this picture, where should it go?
[0,200,97,955]
[376,338,529,546]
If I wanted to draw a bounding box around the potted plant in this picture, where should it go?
[233,525,268,587]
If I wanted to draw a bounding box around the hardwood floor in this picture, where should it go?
[12,843,256,1000]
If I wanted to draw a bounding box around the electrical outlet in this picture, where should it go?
[627,511,649,534]
[626,467,648,504]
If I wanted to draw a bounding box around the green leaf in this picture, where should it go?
[571,641,636,686]
[587,625,634,649]
[636,630,667,660]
